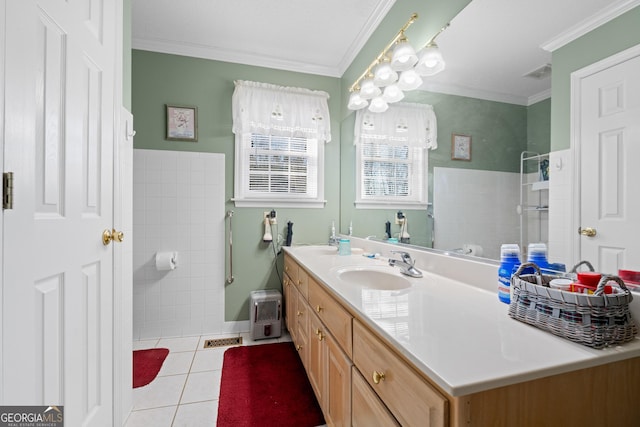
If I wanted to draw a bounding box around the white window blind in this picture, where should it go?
[245,133,318,197]
[232,80,329,207]
[354,102,437,209]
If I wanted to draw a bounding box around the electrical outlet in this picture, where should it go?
[264,210,277,224]
[395,211,405,225]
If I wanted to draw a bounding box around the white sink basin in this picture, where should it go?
[334,266,412,290]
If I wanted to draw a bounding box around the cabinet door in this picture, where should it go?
[284,275,297,343]
[352,368,399,427]
[307,310,326,404]
[325,332,353,427]
[295,288,309,369]
[353,320,447,427]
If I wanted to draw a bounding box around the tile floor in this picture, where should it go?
[125,331,293,427]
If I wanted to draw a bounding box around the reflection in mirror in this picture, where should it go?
[340,0,572,261]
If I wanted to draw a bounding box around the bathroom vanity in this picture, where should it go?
[283,241,640,426]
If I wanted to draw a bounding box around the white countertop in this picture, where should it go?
[284,243,640,397]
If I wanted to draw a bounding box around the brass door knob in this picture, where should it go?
[112,229,124,242]
[578,227,597,237]
[372,371,385,384]
[102,229,125,245]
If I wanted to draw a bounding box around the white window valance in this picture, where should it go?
[354,102,437,149]
[232,80,331,142]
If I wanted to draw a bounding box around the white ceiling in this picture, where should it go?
[132,0,638,105]
[132,0,395,77]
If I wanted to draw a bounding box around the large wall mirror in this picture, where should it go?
[339,0,619,263]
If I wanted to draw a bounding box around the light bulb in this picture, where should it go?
[373,62,398,87]
[382,84,404,103]
[359,78,381,99]
[368,96,389,113]
[397,69,423,91]
[415,43,445,76]
[390,40,418,71]
[347,91,368,110]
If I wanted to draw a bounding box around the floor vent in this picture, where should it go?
[203,337,243,348]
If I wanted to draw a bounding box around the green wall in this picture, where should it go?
[551,6,640,151]
[527,98,551,155]
[132,50,342,321]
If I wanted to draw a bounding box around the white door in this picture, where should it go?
[578,48,640,274]
[2,0,118,425]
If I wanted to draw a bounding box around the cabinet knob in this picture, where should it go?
[315,305,323,313]
[317,331,324,341]
[296,344,302,351]
[297,310,303,317]
[372,370,386,384]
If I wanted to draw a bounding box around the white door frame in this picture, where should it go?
[569,43,640,264]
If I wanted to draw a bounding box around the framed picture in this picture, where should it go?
[451,133,471,161]
[166,104,198,142]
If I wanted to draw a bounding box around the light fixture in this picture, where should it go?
[382,84,404,103]
[390,37,418,71]
[347,13,450,112]
[347,91,368,110]
[359,76,381,99]
[373,60,398,87]
[415,23,449,76]
[368,96,389,113]
[397,69,423,91]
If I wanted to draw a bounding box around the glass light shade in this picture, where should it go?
[368,96,389,113]
[359,78,381,99]
[382,84,404,103]
[415,44,446,76]
[373,62,398,87]
[390,40,418,71]
[347,91,369,110]
[397,69,423,91]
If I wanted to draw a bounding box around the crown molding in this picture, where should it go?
[527,89,552,106]
[419,82,530,106]
[132,38,343,77]
[542,0,640,52]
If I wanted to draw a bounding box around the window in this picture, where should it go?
[354,102,437,209]
[232,80,330,208]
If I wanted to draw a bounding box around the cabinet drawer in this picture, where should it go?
[352,367,399,427]
[308,277,352,358]
[296,266,309,300]
[353,320,447,427]
[284,255,299,284]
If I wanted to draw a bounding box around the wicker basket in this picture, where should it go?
[508,263,638,348]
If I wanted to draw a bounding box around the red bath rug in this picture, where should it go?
[133,348,169,388]
[217,342,324,427]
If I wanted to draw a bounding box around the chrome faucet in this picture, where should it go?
[388,251,423,278]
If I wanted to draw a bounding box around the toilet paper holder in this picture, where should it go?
[155,251,178,271]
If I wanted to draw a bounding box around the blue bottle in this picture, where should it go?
[498,244,521,304]
[527,243,549,270]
